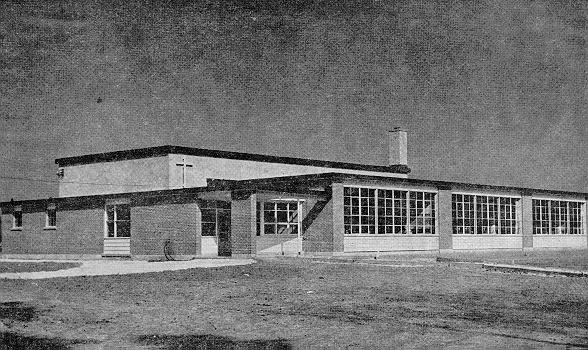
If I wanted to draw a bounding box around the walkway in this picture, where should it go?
[0,258,255,280]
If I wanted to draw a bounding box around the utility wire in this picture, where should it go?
[0,175,154,187]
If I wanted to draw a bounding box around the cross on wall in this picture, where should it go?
[175,157,193,188]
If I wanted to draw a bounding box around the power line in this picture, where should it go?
[0,175,154,187]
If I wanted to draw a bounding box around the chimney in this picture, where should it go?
[388,128,407,166]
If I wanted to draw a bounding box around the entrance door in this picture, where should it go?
[217,208,231,257]
[103,203,131,256]
[200,200,231,257]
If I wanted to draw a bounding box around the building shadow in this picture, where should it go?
[135,334,292,350]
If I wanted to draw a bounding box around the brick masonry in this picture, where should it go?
[131,195,200,257]
[302,198,334,253]
[231,193,257,256]
[0,199,103,255]
[521,195,534,248]
[437,189,453,250]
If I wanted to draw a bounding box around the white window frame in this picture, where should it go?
[452,194,521,235]
[343,185,438,236]
[257,200,302,236]
[44,203,57,230]
[104,202,131,238]
[531,197,586,235]
[11,205,22,230]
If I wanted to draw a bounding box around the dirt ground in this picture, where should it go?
[1,251,587,349]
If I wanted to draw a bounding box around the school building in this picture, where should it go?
[1,129,586,259]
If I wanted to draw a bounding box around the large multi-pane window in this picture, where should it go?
[452,194,519,234]
[201,200,231,237]
[344,187,436,235]
[105,204,130,238]
[344,187,375,234]
[532,199,585,235]
[377,190,407,234]
[258,202,299,235]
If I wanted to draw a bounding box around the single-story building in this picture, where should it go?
[1,130,586,259]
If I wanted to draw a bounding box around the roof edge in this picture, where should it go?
[54,145,411,175]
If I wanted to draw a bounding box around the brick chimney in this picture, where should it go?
[388,128,408,166]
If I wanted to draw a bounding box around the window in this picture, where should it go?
[344,187,436,235]
[259,201,299,235]
[45,204,56,229]
[201,200,231,236]
[105,204,130,238]
[452,194,520,234]
[532,199,585,235]
[12,206,22,230]
[377,190,407,234]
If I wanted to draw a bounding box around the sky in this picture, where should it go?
[0,0,586,201]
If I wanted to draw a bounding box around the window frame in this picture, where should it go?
[257,200,301,236]
[104,202,131,238]
[343,185,437,236]
[200,200,231,237]
[44,203,57,230]
[452,193,521,235]
[11,205,22,230]
[532,198,586,235]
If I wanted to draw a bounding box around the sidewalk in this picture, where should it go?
[0,258,255,280]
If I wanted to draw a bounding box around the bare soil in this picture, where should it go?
[0,252,587,349]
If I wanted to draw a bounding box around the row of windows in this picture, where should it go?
[452,194,519,235]
[343,187,436,235]
[6,197,585,237]
[10,206,56,230]
[532,199,584,235]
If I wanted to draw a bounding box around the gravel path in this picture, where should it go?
[0,258,255,279]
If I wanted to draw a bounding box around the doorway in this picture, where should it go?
[200,200,231,257]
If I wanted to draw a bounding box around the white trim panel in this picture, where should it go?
[452,191,521,198]
[533,235,587,248]
[257,236,301,255]
[453,235,522,250]
[201,236,218,256]
[103,238,131,256]
[344,236,439,252]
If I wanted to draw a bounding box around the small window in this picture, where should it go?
[45,204,57,229]
[12,207,22,230]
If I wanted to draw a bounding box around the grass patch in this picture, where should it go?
[0,255,587,348]
[0,262,80,274]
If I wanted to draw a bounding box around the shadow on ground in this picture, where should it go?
[135,334,292,350]
[0,332,99,350]
[0,302,38,322]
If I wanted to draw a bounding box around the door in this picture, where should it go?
[217,208,231,257]
[200,200,231,257]
[103,203,131,256]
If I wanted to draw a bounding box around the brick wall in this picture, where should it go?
[438,189,452,250]
[521,195,533,248]
[331,183,344,253]
[131,195,199,257]
[302,198,334,253]
[231,193,257,256]
[0,199,103,255]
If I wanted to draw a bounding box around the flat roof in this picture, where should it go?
[2,172,586,207]
[55,145,411,175]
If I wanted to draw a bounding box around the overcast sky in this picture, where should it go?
[0,0,586,201]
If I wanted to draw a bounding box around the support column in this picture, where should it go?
[437,189,453,251]
[521,195,533,249]
[332,183,344,253]
[230,191,257,258]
